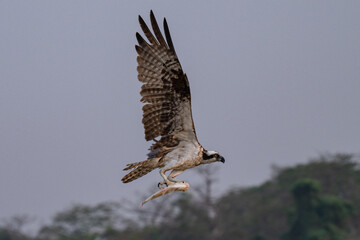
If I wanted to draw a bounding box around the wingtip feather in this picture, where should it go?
[136,32,144,44]
[163,17,175,52]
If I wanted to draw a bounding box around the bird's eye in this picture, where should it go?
[213,154,219,158]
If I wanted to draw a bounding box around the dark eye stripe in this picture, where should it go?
[202,152,213,160]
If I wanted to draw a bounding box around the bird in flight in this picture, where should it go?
[122,11,225,189]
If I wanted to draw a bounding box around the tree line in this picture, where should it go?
[1,153,359,240]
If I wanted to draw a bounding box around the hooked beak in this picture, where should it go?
[217,156,225,163]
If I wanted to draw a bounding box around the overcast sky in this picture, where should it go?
[1,0,359,226]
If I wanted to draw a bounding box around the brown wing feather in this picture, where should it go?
[136,11,197,148]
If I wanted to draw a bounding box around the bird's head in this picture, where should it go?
[201,150,225,164]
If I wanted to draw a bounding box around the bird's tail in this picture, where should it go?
[121,159,157,183]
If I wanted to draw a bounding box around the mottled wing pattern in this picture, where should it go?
[136,11,197,151]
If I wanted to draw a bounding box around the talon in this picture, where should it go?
[157,181,168,189]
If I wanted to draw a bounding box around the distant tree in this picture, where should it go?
[283,178,353,240]
[37,202,122,240]
[0,215,34,240]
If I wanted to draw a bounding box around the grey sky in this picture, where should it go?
[1,1,359,225]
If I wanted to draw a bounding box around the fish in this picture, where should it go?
[141,181,190,206]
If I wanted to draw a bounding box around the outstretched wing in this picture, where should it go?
[135,11,198,151]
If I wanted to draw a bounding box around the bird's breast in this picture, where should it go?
[163,141,201,169]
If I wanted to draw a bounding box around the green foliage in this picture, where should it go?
[283,178,353,240]
[291,178,321,198]
[284,179,322,240]
[317,196,353,225]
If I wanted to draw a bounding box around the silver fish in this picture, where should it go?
[142,181,190,206]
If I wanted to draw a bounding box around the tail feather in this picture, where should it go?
[122,167,153,183]
[123,161,143,171]
[122,158,157,183]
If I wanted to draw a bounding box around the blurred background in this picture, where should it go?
[1,1,359,239]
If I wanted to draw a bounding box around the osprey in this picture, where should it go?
[122,11,225,188]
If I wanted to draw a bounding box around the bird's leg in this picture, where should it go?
[158,169,173,189]
[168,170,185,183]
